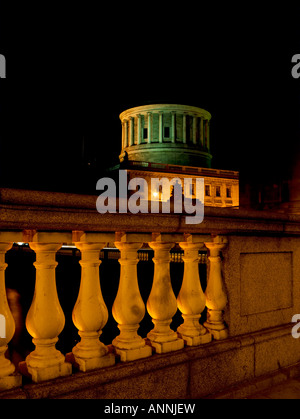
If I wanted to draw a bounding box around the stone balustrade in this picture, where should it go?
[0,189,300,398]
[0,228,228,389]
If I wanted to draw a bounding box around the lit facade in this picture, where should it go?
[115,104,239,208]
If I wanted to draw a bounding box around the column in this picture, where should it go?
[0,242,22,390]
[193,116,197,145]
[204,120,208,149]
[121,121,125,149]
[183,114,187,144]
[24,233,72,382]
[207,120,210,151]
[177,236,211,346]
[112,233,152,362]
[171,112,176,143]
[129,117,134,146]
[159,111,163,143]
[71,232,115,372]
[147,235,184,354]
[147,112,152,144]
[200,117,204,148]
[124,120,128,148]
[137,114,142,145]
[204,237,228,340]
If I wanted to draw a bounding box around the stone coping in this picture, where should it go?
[0,188,299,236]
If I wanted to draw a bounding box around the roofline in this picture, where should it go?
[119,104,212,121]
[109,161,239,180]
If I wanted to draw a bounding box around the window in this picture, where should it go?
[216,186,221,197]
[143,128,148,140]
[190,183,195,196]
[205,185,211,197]
[226,187,232,198]
[164,127,170,138]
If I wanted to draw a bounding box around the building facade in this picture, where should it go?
[113,104,239,209]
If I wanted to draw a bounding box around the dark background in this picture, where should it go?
[0,5,299,194]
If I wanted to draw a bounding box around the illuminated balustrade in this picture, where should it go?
[146,234,185,354]
[112,233,152,361]
[0,229,228,389]
[177,235,212,346]
[71,231,115,371]
[1,190,299,399]
[0,232,23,391]
[204,237,229,340]
[21,232,73,383]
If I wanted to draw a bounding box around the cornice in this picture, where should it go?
[120,104,212,121]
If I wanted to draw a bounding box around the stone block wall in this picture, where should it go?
[223,235,300,337]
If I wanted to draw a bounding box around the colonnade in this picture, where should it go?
[121,112,210,150]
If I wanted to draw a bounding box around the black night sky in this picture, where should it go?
[0,5,299,194]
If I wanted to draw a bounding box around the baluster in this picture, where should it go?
[0,242,22,390]
[177,235,212,346]
[204,237,228,340]
[147,234,184,353]
[112,233,152,362]
[71,232,115,371]
[23,232,72,382]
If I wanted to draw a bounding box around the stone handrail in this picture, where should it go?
[0,188,300,235]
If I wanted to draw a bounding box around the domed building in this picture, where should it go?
[119,104,212,168]
[111,104,239,209]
